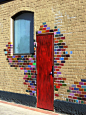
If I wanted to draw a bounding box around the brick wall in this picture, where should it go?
[0,0,86,104]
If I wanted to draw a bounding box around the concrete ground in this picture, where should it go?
[0,100,67,115]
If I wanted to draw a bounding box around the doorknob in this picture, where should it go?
[50,66,54,77]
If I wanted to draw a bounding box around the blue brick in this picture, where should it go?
[74,88,79,90]
[59,46,63,48]
[61,61,65,63]
[81,79,86,82]
[70,51,73,54]
[55,46,59,48]
[30,83,33,85]
[60,57,64,60]
[54,61,57,63]
[65,51,68,54]
[81,86,86,88]
[56,32,60,34]
[58,28,60,32]
[21,55,24,58]
[76,100,78,103]
[54,49,57,51]
[28,81,32,83]
[72,85,76,88]
[55,52,57,54]
[84,95,86,98]
[5,51,7,54]
[31,60,34,63]
[28,65,31,68]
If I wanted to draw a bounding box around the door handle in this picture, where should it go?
[50,66,54,77]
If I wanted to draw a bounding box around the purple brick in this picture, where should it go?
[70,93,74,96]
[24,70,27,72]
[25,80,28,82]
[32,91,36,93]
[57,49,61,51]
[12,56,15,58]
[30,93,33,96]
[77,91,81,94]
[31,65,35,68]
[19,65,21,67]
[6,45,8,47]
[72,91,76,93]
[31,86,35,88]
[44,25,47,27]
[38,31,41,34]
[46,27,50,30]
[57,72,61,74]
[79,82,84,85]
[34,55,36,58]
[54,66,57,68]
[30,68,33,70]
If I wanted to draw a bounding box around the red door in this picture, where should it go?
[36,33,54,111]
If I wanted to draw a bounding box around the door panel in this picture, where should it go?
[36,33,54,111]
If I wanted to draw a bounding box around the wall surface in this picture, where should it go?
[0,0,86,111]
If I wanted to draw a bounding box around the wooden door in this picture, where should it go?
[36,33,54,111]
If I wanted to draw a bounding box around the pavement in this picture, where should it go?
[0,100,67,115]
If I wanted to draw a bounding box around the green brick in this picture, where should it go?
[63,52,65,54]
[62,84,67,86]
[31,55,34,57]
[66,98,68,101]
[28,75,31,78]
[28,70,31,72]
[54,26,57,28]
[59,40,63,42]
[60,81,64,83]
[81,101,84,104]
[54,63,59,66]
[15,67,17,69]
[33,63,36,65]
[6,58,8,60]
[55,88,58,91]
[57,43,61,45]
[84,89,86,92]
[67,90,71,92]
[26,90,29,92]
[55,34,60,37]
[74,100,76,102]
[43,22,46,25]
[54,86,56,89]
[77,97,82,100]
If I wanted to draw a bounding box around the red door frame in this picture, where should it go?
[36,33,54,111]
